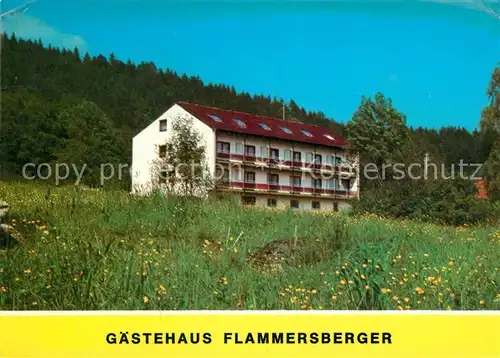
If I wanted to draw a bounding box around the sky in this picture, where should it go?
[1,0,499,131]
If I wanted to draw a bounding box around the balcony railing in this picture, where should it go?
[216,151,356,175]
[216,150,231,159]
[215,180,357,198]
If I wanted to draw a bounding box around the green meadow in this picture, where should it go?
[0,182,498,310]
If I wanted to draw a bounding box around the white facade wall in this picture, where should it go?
[131,105,216,194]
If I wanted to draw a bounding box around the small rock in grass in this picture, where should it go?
[0,201,9,222]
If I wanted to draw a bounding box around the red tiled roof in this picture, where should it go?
[177,102,349,148]
[475,180,488,200]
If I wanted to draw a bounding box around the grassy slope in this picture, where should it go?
[0,182,498,310]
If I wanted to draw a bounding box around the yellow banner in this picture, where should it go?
[0,312,499,358]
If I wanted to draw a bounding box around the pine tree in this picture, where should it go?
[346,92,409,178]
[480,67,500,200]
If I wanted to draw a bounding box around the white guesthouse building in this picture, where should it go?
[132,102,359,211]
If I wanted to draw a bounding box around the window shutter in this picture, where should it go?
[284,149,291,161]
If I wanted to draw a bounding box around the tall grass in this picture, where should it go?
[0,182,498,310]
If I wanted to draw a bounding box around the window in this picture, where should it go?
[231,168,241,181]
[336,156,343,165]
[283,149,292,161]
[244,171,255,183]
[216,167,229,181]
[270,148,279,160]
[159,170,174,184]
[159,170,168,184]
[313,178,322,189]
[293,151,302,162]
[327,178,336,189]
[342,179,351,190]
[233,118,247,128]
[290,176,302,187]
[208,114,222,122]
[216,141,230,153]
[314,154,322,165]
[159,119,167,132]
[290,200,300,209]
[333,202,339,212]
[159,145,167,158]
[259,122,271,131]
[268,173,279,185]
[242,196,256,205]
[281,126,293,134]
[301,129,313,137]
[306,152,314,163]
[235,142,244,154]
[267,198,277,207]
[327,155,335,166]
[259,146,268,158]
[324,134,335,141]
[245,145,256,156]
[215,167,222,177]
[312,201,321,210]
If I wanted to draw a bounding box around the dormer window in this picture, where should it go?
[233,118,247,128]
[258,122,271,131]
[208,114,222,122]
[301,129,313,137]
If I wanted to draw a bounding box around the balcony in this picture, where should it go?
[216,151,263,163]
[268,181,280,191]
[216,150,231,160]
[243,180,257,190]
[216,180,357,198]
[267,157,280,166]
[216,151,356,176]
